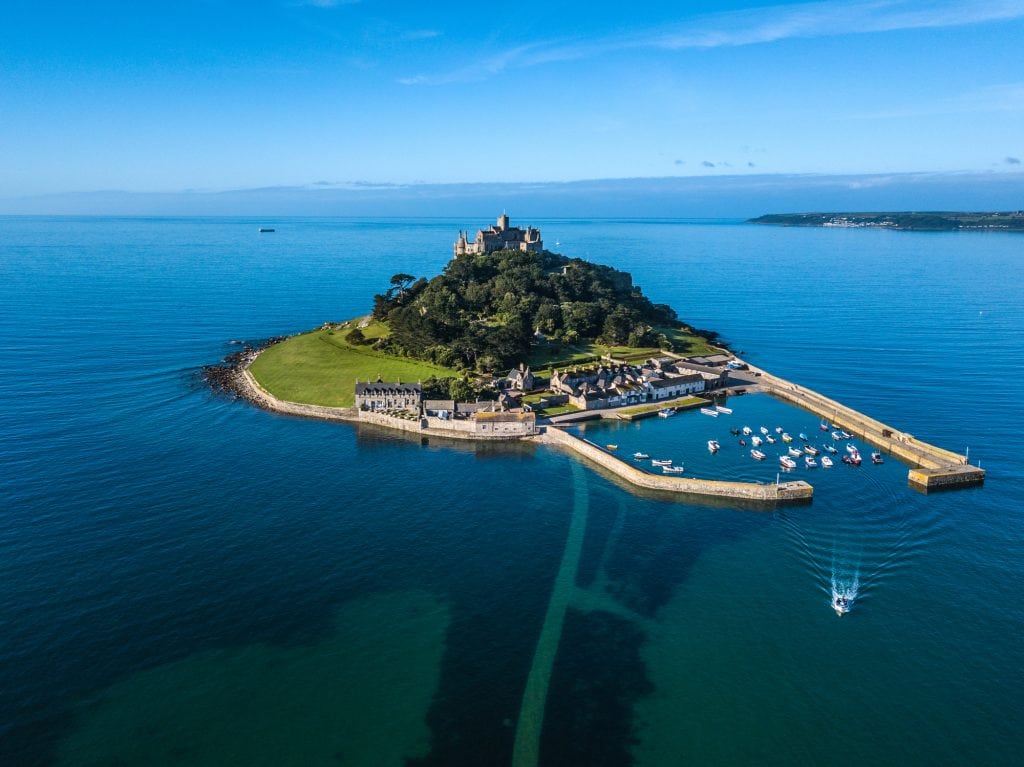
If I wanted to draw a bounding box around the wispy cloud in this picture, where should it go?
[1006,156,1022,164]
[298,0,361,8]
[400,1,1024,84]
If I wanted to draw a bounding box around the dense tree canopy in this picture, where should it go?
[370,251,678,371]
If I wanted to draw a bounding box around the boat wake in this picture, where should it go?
[775,468,944,617]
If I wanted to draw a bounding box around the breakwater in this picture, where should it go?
[745,363,985,490]
[542,427,812,505]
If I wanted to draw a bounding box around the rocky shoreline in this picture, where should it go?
[202,337,286,402]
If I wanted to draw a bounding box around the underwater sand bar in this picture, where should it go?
[542,427,812,505]
[743,361,985,489]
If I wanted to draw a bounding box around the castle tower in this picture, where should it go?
[497,213,509,231]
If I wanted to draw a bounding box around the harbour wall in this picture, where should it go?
[743,364,985,489]
[543,427,812,505]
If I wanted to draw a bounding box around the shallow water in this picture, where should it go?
[1,216,1022,765]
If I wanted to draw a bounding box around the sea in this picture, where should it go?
[1,216,1022,766]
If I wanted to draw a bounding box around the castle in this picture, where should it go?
[454,213,542,258]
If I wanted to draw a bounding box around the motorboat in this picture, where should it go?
[846,450,863,466]
[700,407,719,416]
[751,436,763,446]
[799,433,809,441]
[804,445,819,456]
[765,435,776,444]
[821,455,834,468]
[831,431,843,440]
[779,456,797,469]
[846,443,858,454]
[658,408,676,418]
[834,596,851,616]
[839,430,853,439]
[759,426,769,435]
[824,444,838,454]
[606,444,618,450]
[707,440,721,452]
[775,426,783,434]
[820,420,830,431]
[788,447,803,457]
[663,465,685,474]
[804,455,818,468]
[651,459,673,466]
[781,433,793,443]
[633,452,650,460]
[742,426,752,435]
[871,452,884,464]
[750,449,766,460]
[715,405,733,414]
[258,227,275,233]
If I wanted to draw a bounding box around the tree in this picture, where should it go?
[389,273,416,298]
[346,327,366,345]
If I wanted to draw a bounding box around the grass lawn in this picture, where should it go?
[249,327,457,407]
[618,396,706,417]
[525,325,723,370]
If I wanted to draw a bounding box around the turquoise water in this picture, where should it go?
[1,216,1022,765]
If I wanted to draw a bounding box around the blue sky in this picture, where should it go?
[2,1,1023,197]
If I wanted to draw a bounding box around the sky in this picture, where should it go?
[2,0,1023,204]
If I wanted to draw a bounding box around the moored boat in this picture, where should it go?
[804,445,819,456]
[658,408,676,418]
[759,426,769,435]
[781,433,793,443]
[742,426,752,435]
[839,430,852,439]
[821,455,834,468]
[765,435,776,444]
[651,459,672,466]
[751,436,763,446]
[832,431,843,440]
[707,439,721,452]
[775,426,783,434]
[846,443,857,454]
[606,444,618,450]
[805,455,818,468]
[750,449,766,460]
[715,405,733,414]
[820,420,830,431]
[788,447,803,457]
[662,465,686,474]
[633,452,650,460]
[871,451,884,464]
[779,456,797,469]
[700,407,719,417]
[799,432,809,441]
[824,444,838,454]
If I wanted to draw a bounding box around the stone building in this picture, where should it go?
[472,411,537,436]
[454,213,543,258]
[354,379,422,412]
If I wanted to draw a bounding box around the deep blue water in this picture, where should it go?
[2,216,1022,766]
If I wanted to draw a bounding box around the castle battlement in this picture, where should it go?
[454,213,542,258]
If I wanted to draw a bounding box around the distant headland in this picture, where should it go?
[749,211,1024,231]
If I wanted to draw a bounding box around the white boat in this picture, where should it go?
[804,445,819,456]
[824,444,838,454]
[765,435,776,444]
[821,455,834,468]
[750,449,766,460]
[700,407,719,417]
[788,447,803,457]
[779,456,797,469]
[651,459,673,466]
[871,452,884,464]
[759,426,769,435]
[707,439,720,452]
[834,596,851,616]
[742,426,752,435]
[714,405,733,414]
[804,455,818,468]
[832,431,843,440]
[751,436,763,446]
[839,431,853,439]
[846,443,858,454]
[775,426,783,434]
[657,408,675,418]
[781,433,793,443]
[799,433,809,441]
[662,465,685,474]
[632,452,650,460]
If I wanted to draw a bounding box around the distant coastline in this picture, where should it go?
[748,211,1024,231]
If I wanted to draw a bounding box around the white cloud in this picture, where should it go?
[400,0,1024,85]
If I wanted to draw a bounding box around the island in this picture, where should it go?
[213,213,984,500]
[748,211,1024,231]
